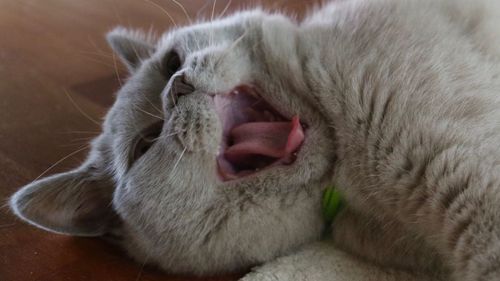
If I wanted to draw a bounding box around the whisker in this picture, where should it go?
[112,52,123,87]
[127,27,156,70]
[213,29,248,70]
[70,136,95,142]
[111,0,123,22]
[219,29,248,65]
[171,146,187,175]
[60,142,92,148]
[169,0,192,23]
[82,39,116,69]
[78,50,113,59]
[152,130,186,141]
[87,35,112,57]
[166,83,181,114]
[63,89,102,126]
[211,0,217,21]
[132,104,165,121]
[59,130,101,135]
[139,90,163,115]
[0,200,11,211]
[172,95,180,114]
[144,0,178,28]
[77,54,115,68]
[219,0,233,18]
[32,145,90,182]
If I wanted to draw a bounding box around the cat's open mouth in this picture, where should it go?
[214,86,305,181]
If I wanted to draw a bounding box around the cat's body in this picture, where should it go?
[9,0,500,280]
[306,0,500,278]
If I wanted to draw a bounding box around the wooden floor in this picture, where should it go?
[0,0,320,280]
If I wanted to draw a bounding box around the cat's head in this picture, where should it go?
[10,10,336,275]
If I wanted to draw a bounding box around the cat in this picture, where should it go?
[9,0,500,280]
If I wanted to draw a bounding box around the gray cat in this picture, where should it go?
[9,0,500,280]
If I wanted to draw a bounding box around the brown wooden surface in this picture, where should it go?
[0,0,318,280]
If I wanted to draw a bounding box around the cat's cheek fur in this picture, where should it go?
[110,114,332,274]
[113,171,327,274]
[119,195,326,275]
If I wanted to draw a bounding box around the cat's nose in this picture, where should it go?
[169,73,195,103]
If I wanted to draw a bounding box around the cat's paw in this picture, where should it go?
[457,257,500,281]
[239,255,310,281]
[240,241,439,281]
[459,268,500,281]
[240,271,288,281]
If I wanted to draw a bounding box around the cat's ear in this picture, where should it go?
[106,26,156,72]
[9,165,116,237]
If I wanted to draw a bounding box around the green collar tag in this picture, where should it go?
[322,185,343,222]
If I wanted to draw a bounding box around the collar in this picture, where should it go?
[322,185,344,223]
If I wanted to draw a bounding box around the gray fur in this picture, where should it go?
[9,0,500,280]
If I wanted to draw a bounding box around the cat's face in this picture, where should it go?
[10,10,336,274]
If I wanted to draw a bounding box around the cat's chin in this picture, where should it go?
[214,85,305,181]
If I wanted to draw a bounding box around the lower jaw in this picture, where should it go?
[216,152,300,181]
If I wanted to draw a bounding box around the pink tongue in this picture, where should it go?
[225,116,304,165]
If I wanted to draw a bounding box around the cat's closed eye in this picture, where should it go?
[162,50,182,78]
[130,121,164,164]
